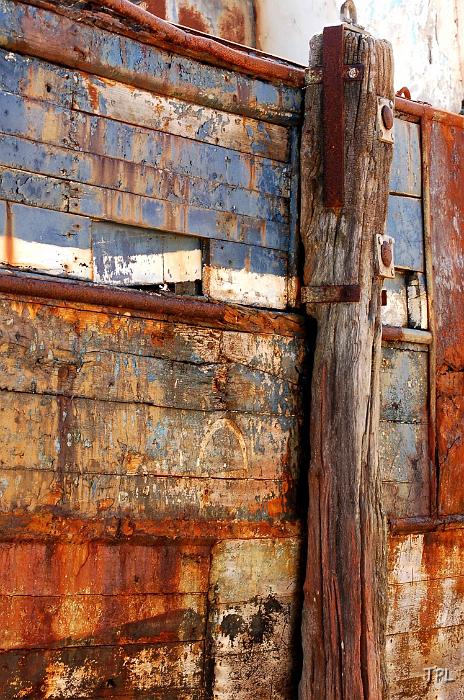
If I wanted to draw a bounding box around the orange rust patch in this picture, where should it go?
[143,0,167,19]
[178,4,209,34]
[4,201,14,266]
[219,8,247,45]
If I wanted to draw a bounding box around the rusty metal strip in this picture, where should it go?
[301,284,361,303]
[395,96,464,127]
[0,271,306,337]
[389,514,464,535]
[381,326,433,344]
[323,24,346,208]
[79,0,306,87]
[306,63,364,85]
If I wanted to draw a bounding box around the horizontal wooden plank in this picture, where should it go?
[0,46,73,108]
[0,467,297,522]
[388,529,464,585]
[0,200,92,278]
[204,239,287,309]
[390,118,422,197]
[0,642,204,698]
[92,222,202,286]
[388,576,464,635]
[209,538,301,604]
[381,346,428,423]
[387,195,424,272]
[0,166,289,254]
[72,73,290,162]
[0,132,289,226]
[0,593,206,650]
[0,0,302,124]
[386,626,464,699]
[380,421,429,518]
[381,272,408,327]
[0,394,301,480]
[0,92,290,198]
[0,541,210,595]
[211,647,295,699]
[0,297,305,381]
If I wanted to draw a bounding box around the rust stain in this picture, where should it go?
[178,4,209,35]
[4,201,14,266]
[219,7,247,45]
[142,0,167,19]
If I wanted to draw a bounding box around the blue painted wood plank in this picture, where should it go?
[387,195,424,272]
[0,48,73,107]
[390,118,422,197]
[0,0,302,125]
[0,92,289,198]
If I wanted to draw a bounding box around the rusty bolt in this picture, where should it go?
[381,104,394,130]
[381,240,393,268]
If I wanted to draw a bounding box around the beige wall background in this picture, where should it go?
[255,0,464,113]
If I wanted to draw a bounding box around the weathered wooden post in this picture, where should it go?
[299,4,394,698]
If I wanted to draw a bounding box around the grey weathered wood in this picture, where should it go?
[380,346,428,423]
[406,272,428,329]
[381,272,408,327]
[299,29,394,700]
[389,118,422,197]
[387,195,424,271]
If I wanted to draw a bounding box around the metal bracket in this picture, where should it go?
[320,25,365,209]
[376,233,395,278]
[377,96,395,144]
[301,284,361,304]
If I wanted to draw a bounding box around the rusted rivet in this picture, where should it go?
[381,240,393,267]
[381,104,394,130]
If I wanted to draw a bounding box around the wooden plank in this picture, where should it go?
[381,346,429,423]
[204,239,287,309]
[0,467,296,522]
[390,118,422,197]
[0,541,210,595]
[0,642,204,698]
[379,421,430,517]
[0,394,301,480]
[0,0,302,125]
[0,92,290,198]
[0,593,206,650]
[0,163,288,253]
[72,72,290,162]
[386,195,425,271]
[0,46,73,108]
[0,132,289,225]
[210,648,295,699]
[0,200,92,278]
[209,539,301,603]
[381,272,408,327]
[92,222,202,286]
[0,297,305,381]
[388,530,464,585]
[386,626,464,699]
[388,576,464,635]
[429,120,464,517]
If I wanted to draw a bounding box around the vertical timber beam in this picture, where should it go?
[299,26,394,700]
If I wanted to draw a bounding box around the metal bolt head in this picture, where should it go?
[381,104,394,131]
[381,240,393,268]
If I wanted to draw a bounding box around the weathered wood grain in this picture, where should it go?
[406,272,428,330]
[0,467,296,522]
[204,239,287,309]
[0,394,301,480]
[210,648,296,699]
[389,118,422,197]
[0,641,204,698]
[92,222,202,286]
[72,72,290,162]
[0,200,92,278]
[0,92,290,198]
[388,530,464,585]
[299,29,394,699]
[386,195,425,272]
[0,0,302,125]
[0,540,210,595]
[388,576,464,635]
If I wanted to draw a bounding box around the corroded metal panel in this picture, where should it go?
[429,121,464,516]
